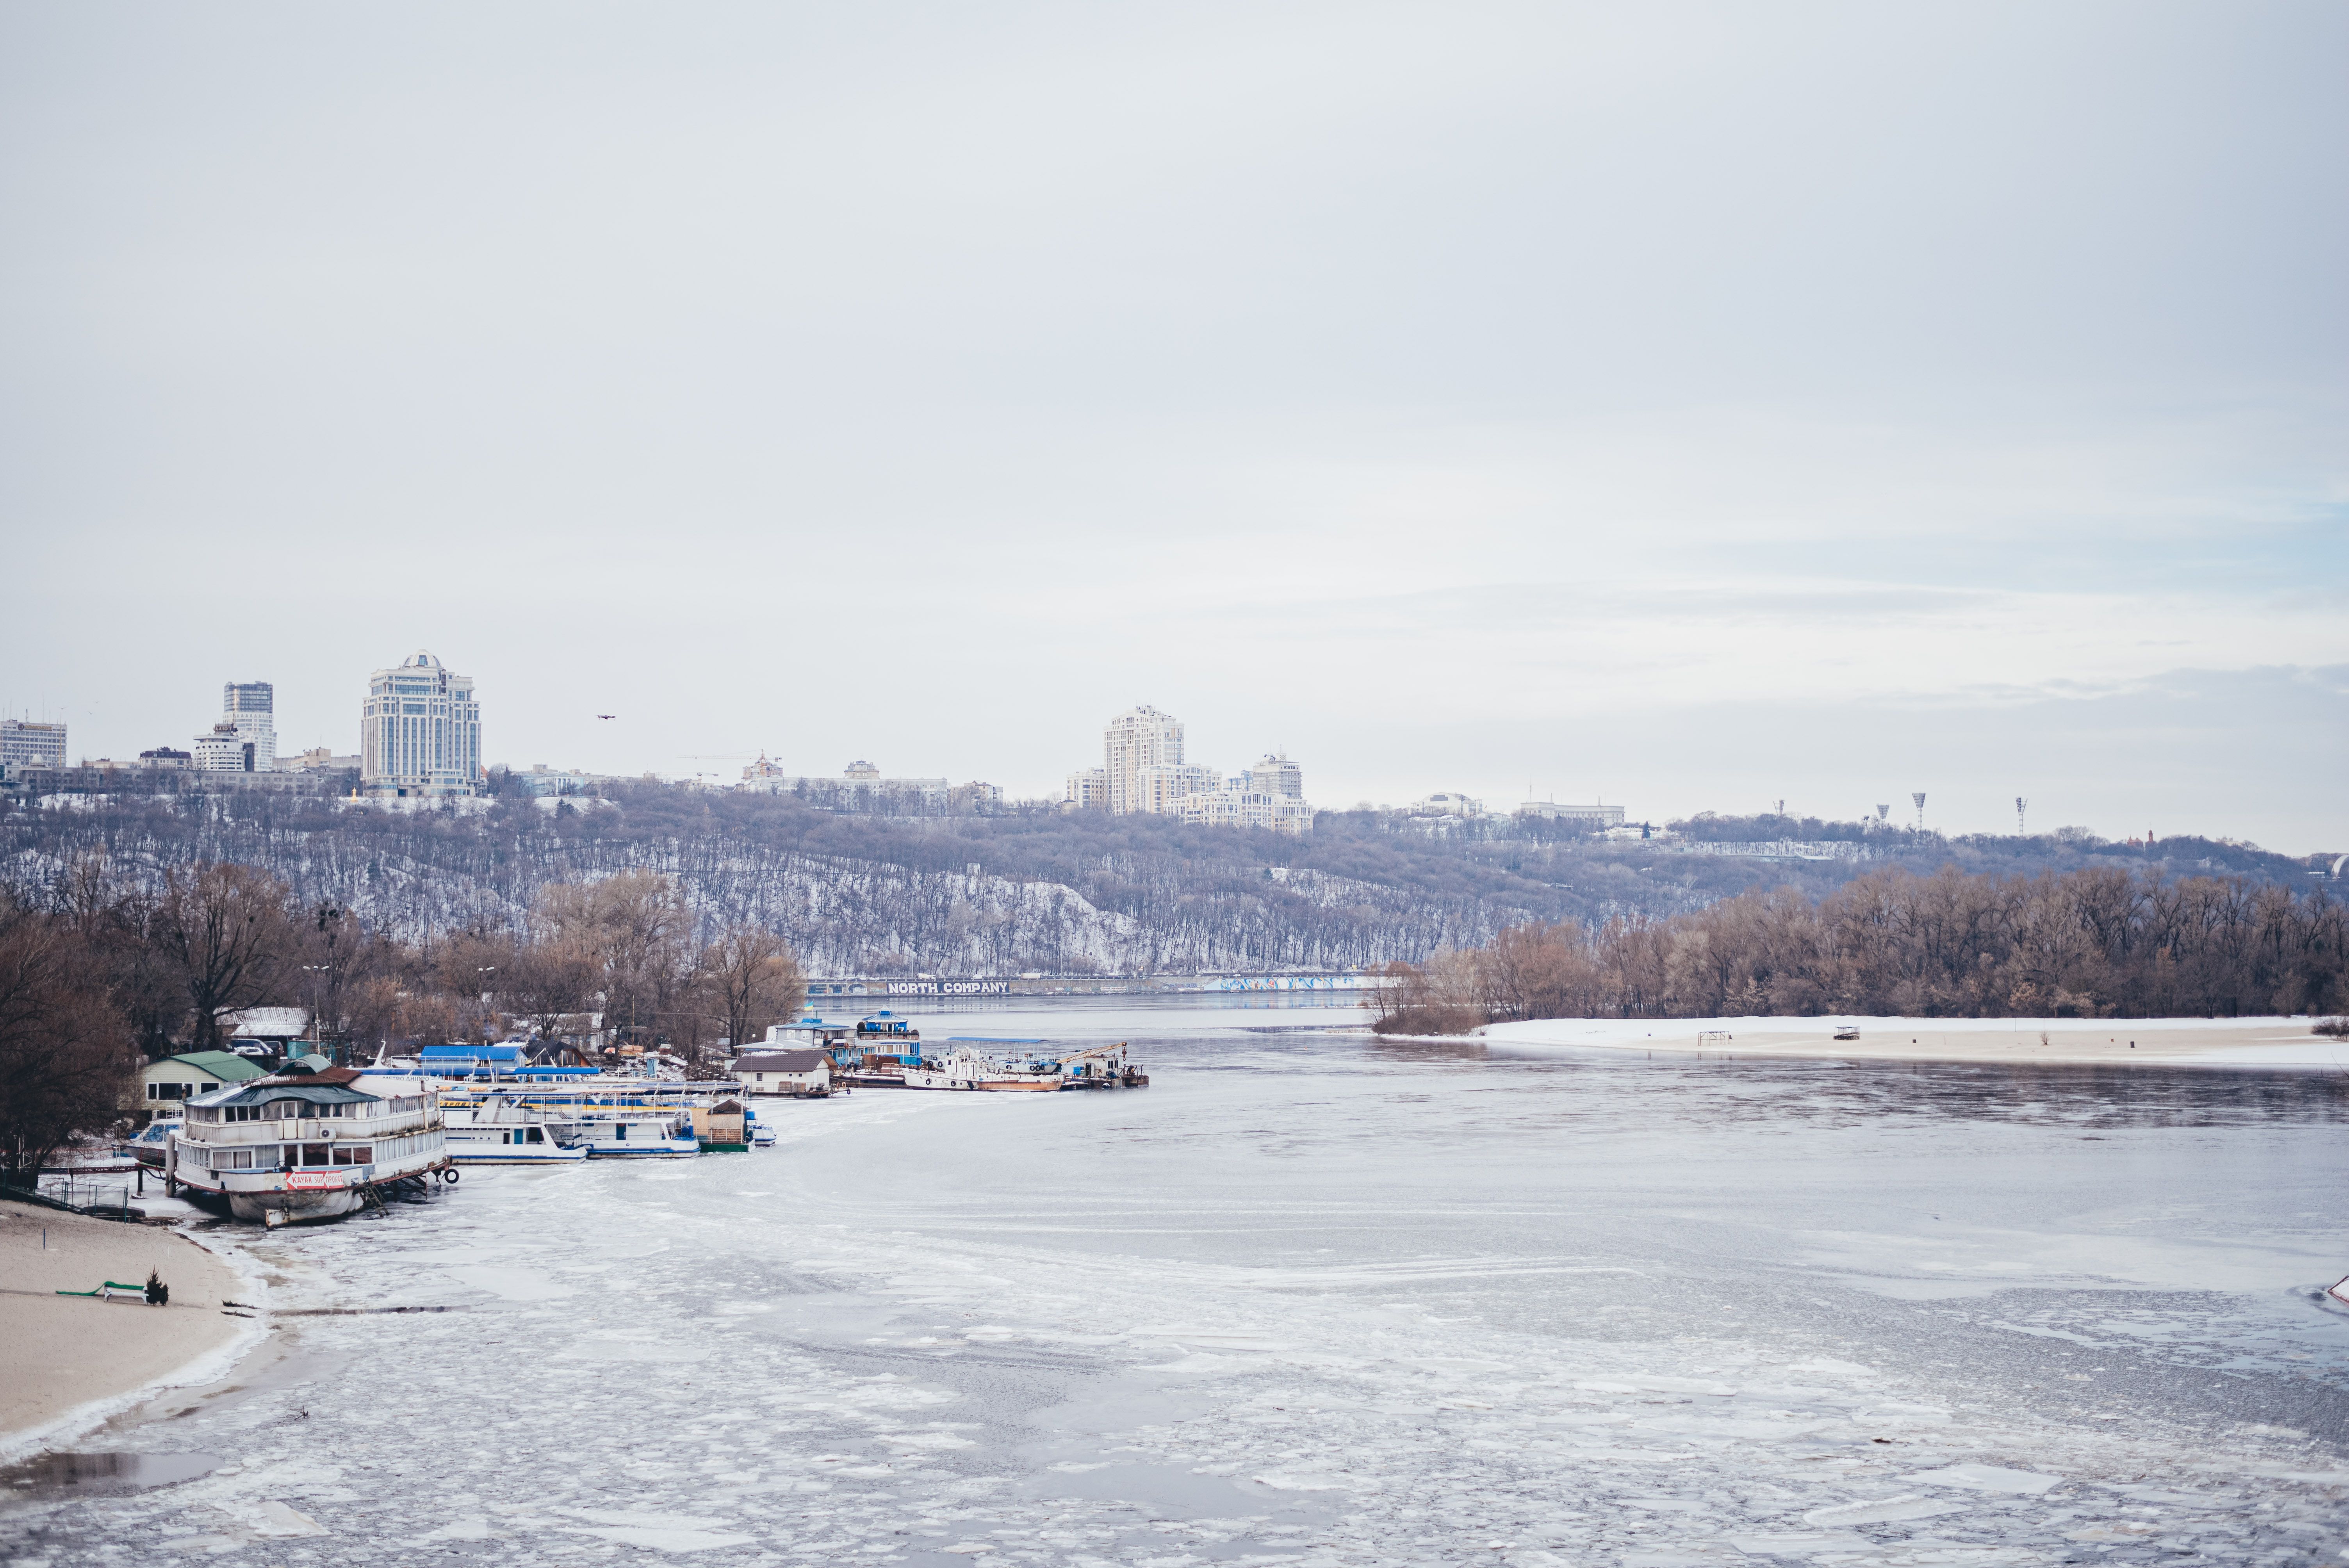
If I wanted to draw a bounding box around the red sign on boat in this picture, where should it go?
[286,1171,348,1190]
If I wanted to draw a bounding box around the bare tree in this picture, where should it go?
[0,893,137,1180]
[696,925,807,1055]
[538,871,692,1047]
[154,863,301,1050]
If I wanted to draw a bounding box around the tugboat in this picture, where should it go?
[169,1053,451,1225]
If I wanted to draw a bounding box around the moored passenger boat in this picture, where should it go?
[558,1110,699,1158]
[839,1010,924,1087]
[171,1054,449,1225]
[901,1040,1148,1091]
[442,1094,590,1165]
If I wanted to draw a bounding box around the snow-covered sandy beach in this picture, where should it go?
[0,1201,253,1460]
[5,995,2343,1563]
[1479,1013,2348,1069]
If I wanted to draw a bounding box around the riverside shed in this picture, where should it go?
[732,1049,832,1097]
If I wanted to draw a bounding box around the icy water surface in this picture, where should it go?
[9,996,2349,1565]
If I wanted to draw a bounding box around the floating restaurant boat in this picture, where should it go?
[169,1054,449,1225]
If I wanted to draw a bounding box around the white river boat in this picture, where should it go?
[442,1094,590,1165]
[170,1055,449,1225]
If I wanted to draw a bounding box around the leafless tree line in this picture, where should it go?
[1373,866,2349,1033]
[0,861,806,1175]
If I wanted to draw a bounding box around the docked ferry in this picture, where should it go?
[170,1054,449,1225]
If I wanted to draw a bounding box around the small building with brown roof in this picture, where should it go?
[731,1049,832,1097]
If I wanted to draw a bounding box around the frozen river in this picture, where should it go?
[9,995,2349,1564]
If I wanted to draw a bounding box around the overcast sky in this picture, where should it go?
[3,3,2342,852]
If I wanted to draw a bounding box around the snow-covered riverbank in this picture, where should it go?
[1479,1012,2345,1069]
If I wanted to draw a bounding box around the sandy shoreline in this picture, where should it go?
[1475,1013,2349,1068]
[0,1201,257,1458]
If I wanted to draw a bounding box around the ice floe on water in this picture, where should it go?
[5,1003,2347,1564]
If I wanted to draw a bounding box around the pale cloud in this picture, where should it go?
[1,2,2342,848]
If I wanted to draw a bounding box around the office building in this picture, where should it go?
[193,722,262,772]
[361,650,481,798]
[221,682,276,772]
[0,719,67,774]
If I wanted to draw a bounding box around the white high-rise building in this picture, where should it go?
[361,651,481,798]
[1104,705,1187,815]
[0,718,67,774]
[194,681,277,773]
[1244,753,1302,799]
[221,682,276,772]
[1088,709,1309,826]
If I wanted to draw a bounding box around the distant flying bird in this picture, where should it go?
[595,714,617,720]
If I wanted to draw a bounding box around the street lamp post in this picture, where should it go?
[301,965,331,1063]
[477,967,498,1073]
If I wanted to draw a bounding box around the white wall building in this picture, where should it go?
[361,650,481,798]
[1179,777,1315,835]
[193,682,276,773]
[1064,766,1109,809]
[1411,792,1484,817]
[1104,705,1188,815]
[1083,711,1313,829]
[0,719,67,773]
[1517,800,1626,828]
[223,682,276,771]
[1244,754,1303,799]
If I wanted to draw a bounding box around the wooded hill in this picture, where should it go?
[0,780,2331,976]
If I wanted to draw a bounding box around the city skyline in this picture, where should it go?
[9,655,2321,849]
[2,6,2342,850]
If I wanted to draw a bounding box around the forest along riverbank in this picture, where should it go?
[4,1012,2345,1565]
[1477,1013,2346,1067]
[0,1201,252,1454]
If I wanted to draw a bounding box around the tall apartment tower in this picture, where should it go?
[1104,705,1184,815]
[361,650,481,798]
[1245,753,1303,798]
[0,718,67,774]
[218,682,276,771]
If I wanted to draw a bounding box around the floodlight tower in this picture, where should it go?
[2016,797,2028,835]
[1911,792,1927,832]
[1875,804,1890,825]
